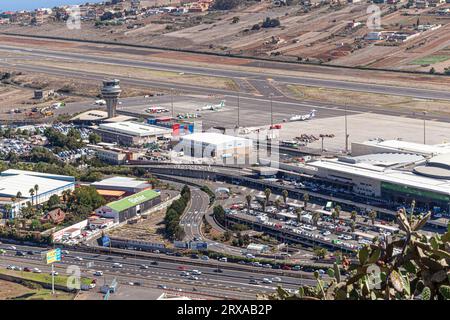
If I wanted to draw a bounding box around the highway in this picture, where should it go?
[0,243,316,299]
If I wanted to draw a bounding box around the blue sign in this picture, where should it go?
[101,236,111,247]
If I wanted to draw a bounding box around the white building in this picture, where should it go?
[0,169,75,219]
[93,121,172,146]
[176,132,252,160]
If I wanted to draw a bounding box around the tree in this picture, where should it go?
[34,184,39,205]
[312,211,321,226]
[274,198,282,210]
[213,205,226,226]
[368,209,377,225]
[212,0,240,10]
[245,194,252,209]
[264,188,271,205]
[223,230,232,241]
[282,189,288,205]
[231,16,240,24]
[350,220,356,233]
[313,247,328,259]
[302,193,310,210]
[29,188,35,206]
[429,67,436,74]
[350,210,357,222]
[88,133,101,144]
[47,194,61,209]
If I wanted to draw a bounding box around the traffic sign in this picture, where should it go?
[44,248,62,264]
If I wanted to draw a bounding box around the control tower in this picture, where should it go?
[101,79,122,118]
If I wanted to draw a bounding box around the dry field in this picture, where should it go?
[1,2,449,71]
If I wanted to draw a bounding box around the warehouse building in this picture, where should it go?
[95,189,161,222]
[91,176,151,194]
[92,121,172,146]
[176,132,252,161]
[0,169,75,219]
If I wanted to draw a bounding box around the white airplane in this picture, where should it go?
[286,109,316,122]
[197,100,225,111]
[94,99,106,105]
[146,106,169,113]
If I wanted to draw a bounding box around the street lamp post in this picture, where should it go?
[269,93,274,126]
[344,104,349,153]
[423,111,427,144]
[171,87,174,118]
[237,91,240,128]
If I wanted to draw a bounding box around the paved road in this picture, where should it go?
[2,45,450,125]
[0,243,315,299]
[1,45,450,101]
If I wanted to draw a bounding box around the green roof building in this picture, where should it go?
[96,189,161,222]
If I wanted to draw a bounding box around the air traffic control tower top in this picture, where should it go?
[101,79,122,118]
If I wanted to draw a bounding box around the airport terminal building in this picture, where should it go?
[300,140,450,213]
[93,121,172,146]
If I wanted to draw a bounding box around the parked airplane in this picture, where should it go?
[146,106,169,113]
[197,100,225,111]
[94,99,106,105]
[285,109,316,122]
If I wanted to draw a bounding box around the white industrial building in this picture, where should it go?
[93,121,172,146]
[298,140,450,214]
[177,132,252,161]
[0,169,75,219]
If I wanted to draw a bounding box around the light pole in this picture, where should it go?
[171,87,174,118]
[344,104,349,153]
[269,93,274,126]
[237,91,240,128]
[422,110,427,144]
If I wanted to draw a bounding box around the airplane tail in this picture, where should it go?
[310,109,316,117]
[220,100,225,108]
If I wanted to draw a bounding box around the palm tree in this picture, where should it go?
[282,189,288,205]
[245,194,252,210]
[264,188,271,206]
[16,191,22,212]
[350,210,357,222]
[331,209,338,224]
[261,201,266,213]
[334,205,341,220]
[369,210,377,225]
[3,204,12,220]
[34,184,39,205]
[312,211,321,226]
[29,188,35,206]
[11,196,16,219]
[350,220,356,233]
[296,209,301,223]
[302,193,310,210]
[409,199,416,223]
[274,199,282,211]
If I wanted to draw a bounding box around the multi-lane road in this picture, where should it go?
[0,243,315,300]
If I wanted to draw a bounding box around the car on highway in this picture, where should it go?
[180,271,190,276]
[178,266,187,270]
[151,261,159,266]
[282,265,292,271]
[201,255,209,261]
[23,267,32,272]
[61,250,70,255]
[140,264,149,269]
[249,278,258,284]
[292,265,302,271]
[190,254,199,259]
[32,268,42,273]
[15,251,26,256]
[51,271,59,276]
[27,251,34,255]
[94,271,104,276]
[238,260,246,265]
[272,277,282,282]
[112,263,123,268]
[75,256,83,261]
[9,246,17,250]
[262,278,273,284]
[272,265,281,269]
[218,257,227,262]
[263,264,272,269]
[188,275,199,281]
[157,284,167,289]
[191,270,202,275]
[214,268,223,273]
